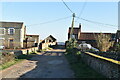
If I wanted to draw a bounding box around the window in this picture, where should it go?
[9,39,13,42]
[8,28,15,34]
[0,28,5,35]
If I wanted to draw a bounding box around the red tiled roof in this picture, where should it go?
[79,32,114,40]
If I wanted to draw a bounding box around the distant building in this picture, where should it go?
[39,35,57,49]
[24,34,39,48]
[68,24,116,48]
[68,24,81,40]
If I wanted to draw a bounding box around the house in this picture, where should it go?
[68,24,81,40]
[0,22,26,49]
[68,24,116,48]
[39,35,57,49]
[24,34,39,48]
[0,21,39,49]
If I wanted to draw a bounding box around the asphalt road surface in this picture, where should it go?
[0,48,74,79]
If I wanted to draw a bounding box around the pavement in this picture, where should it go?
[0,48,74,79]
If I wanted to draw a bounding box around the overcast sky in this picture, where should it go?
[1,1,118,42]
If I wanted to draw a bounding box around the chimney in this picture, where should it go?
[79,23,81,29]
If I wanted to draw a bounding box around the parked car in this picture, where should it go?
[78,43,99,51]
[79,43,91,49]
[91,47,99,51]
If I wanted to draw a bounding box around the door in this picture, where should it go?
[9,39,14,49]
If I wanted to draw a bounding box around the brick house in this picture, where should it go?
[68,24,81,40]
[0,21,39,49]
[68,24,116,48]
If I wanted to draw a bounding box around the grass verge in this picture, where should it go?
[0,54,33,70]
[0,59,23,70]
[65,48,105,78]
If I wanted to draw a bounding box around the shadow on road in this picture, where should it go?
[49,45,65,49]
[16,45,74,79]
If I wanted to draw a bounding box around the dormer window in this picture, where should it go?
[8,28,15,34]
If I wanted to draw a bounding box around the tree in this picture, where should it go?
[114,42,120,52]
[66,38,78,49]
[95,33,114,52]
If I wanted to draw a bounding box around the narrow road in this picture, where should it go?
[1,48,74,79]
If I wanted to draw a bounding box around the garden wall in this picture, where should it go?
[81,52,120,78]
[1,47,38,56]
[41,42,56,49]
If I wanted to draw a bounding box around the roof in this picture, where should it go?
[26,34,39,37]
[41,35,56,43]
[46,35,56,41]
[68,27,81,34]
[79,32,115,40]
[0,21,24,28]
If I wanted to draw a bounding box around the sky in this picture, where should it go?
[0,1,119,42]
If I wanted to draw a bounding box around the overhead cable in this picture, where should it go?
[76,16,117,29]
[61,0,74,13]
[27,16,71,26]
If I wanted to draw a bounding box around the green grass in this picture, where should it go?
[0,54,33,70]
[65,48,105,78]
[0,59,23,70]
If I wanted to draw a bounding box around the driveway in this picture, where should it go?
[1,48,74,79]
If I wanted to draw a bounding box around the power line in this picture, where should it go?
[78,0,87,18]
[75,0,87,23]
[61,0,74,13]
[27,16,71,26]
[76,16,118,29]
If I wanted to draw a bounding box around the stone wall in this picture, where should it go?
[41,42,56,49]
[81,52,120,78]
[1,47,38,56]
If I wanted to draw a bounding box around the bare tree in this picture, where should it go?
[95,33,114,52]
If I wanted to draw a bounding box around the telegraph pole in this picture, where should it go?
[69,13,75,41]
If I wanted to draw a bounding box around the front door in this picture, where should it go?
[9,39,14,49]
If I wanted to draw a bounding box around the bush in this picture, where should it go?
[66,48,81,63]
[95,33,114,52]
[65,48,105,78]
[115,42,120,52]
[0,53,16,65]
[66,38,78,49]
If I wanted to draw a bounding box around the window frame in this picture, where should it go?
[8,28,15,35]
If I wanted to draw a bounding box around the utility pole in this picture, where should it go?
[69,13,75,41]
